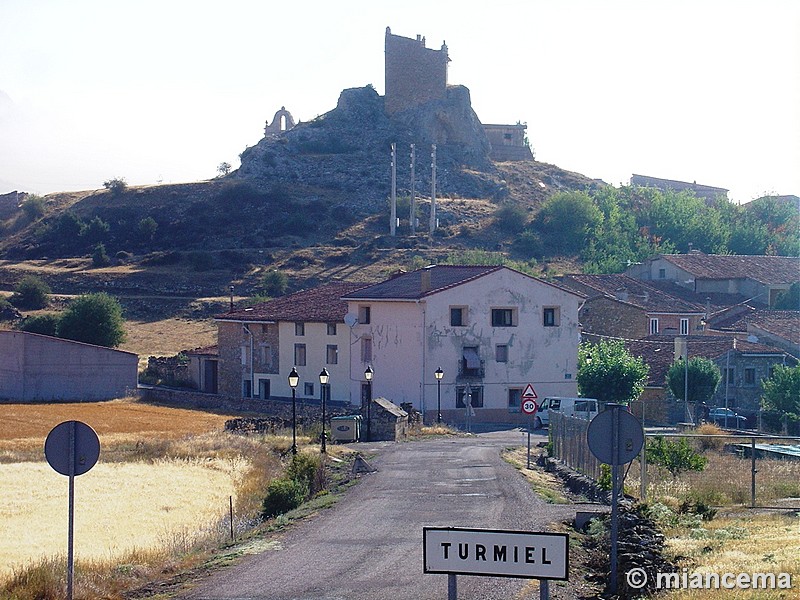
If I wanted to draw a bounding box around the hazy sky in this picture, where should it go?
[1,0,797,203]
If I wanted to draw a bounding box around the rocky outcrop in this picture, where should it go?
[237,85,504,211]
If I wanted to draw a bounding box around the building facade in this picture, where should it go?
[342,265,584,424]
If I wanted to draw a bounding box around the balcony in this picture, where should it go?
[457,359,485,380]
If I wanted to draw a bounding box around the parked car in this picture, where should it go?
[708,407,747,428]
[534,397,600,429]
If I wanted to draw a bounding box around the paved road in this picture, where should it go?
[181,429,582,600]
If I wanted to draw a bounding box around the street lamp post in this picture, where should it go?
[364,365,373,442]
[288,367,299,455]
[319,368,329,454]
[434,367,444,424]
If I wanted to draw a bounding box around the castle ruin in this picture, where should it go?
[384,27,449,115]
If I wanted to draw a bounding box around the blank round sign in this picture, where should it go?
[587,409,643,465]
[44,420,100,476]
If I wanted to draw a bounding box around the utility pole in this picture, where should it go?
[410,144,416,235]
[390,143,397,236]
[429,144,437,234]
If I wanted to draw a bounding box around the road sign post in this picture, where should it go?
[45,421,100,600]
[521,385,538,469]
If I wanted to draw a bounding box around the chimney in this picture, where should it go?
[421,265,434,294]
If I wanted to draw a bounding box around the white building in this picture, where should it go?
[342,265,584,424]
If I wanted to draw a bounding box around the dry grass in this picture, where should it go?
[502,447,570,504]
[120,317,217,370]
[662,511,800,599]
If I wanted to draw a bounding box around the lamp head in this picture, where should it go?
[288,367,299,388]
[319,368,329,385]
[364,365,373,381]
[434,367,444,380]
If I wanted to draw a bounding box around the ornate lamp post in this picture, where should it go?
[319,368,329,454]
[434,367,444,424]
[364,365,373,442]
[288,367,299,455]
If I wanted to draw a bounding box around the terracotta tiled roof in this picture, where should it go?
[560,274,703,313]
[342,265,503,300]
[747,311,800,347]
[217,281,369,322]
[658,253,800,285]
[643,280,764,312]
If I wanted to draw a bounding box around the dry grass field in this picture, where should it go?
[120,317,217,369]
[0,399,276,586]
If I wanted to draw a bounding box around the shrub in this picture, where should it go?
[57,292,126,347]
[286,453,325,496]
[10,275,50,309]
[261,270,288,296]
[261,477,308,519]
[81,216,111,244]
[92,243,111,267]
[494,203,528,234]
[21,195,46,221]
[103,177,127,195]
[18,314,60,336]
[138,216,158,241]
[187,251,214,271]
[645,436,707,479]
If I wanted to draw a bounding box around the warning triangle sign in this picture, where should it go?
[522,384,538,399]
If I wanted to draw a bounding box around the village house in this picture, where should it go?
[214,281,366,404]
[559,273,706,339]
[341,265,584,425]
[626,252,800,308]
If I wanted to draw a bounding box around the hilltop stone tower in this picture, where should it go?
[384,27,450,115]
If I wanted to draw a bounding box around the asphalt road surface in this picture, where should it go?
[181,429,584,600]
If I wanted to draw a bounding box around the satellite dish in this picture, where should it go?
[344,314,358,327]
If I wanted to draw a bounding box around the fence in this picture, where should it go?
[549,411,800,509]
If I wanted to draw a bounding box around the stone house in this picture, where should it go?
[185,344,219,393]
[341,265,584,425]
[626,252,800,308]
[559,274,707,338]
[745,311,800,358]
[214,281,366,403]
[630,174,729,203]
[0,330,138,401]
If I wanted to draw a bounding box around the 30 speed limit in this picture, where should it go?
[521,398,538,415]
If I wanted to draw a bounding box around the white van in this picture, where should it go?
[533,397,600,429]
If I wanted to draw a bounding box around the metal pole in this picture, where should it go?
[725,349,730,429]
[367,380,372,442]
[448,573,457,600]
[609,405,620,595]
[390,143,397,236]
[751,437,757,508]
[291,388,297,455]
[640,434,647,501]
[321,383,327,454]
[229,496,234,541]
[67,421,75,600]
[430,144,437,233]
[410,144,416,235]
[540,579,549,599]
[684,351,691,425]
[437,379,442,424]
[527,418,532,469]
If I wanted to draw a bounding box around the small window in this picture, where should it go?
[503,133,513,140]
[294,343,307,366]
[456,386,484,408]
[326,344,338,365]
[543,307,560,327]
[491,308,515,327]
[242,379,252,398]
[495,344,509,363]
[304,382,314,396]
[295,322,305,336]
[327,323,337,336]
[680,318,689,336]
[658,268,666,279]
[358,305,371,324]
[508,388,522,409]
[240,346,247,366]
[725,368,735,384]
[361,337,372,363]
[450,307,465,327]
[744,368,756,385]
[258,379,270,399]
[650,318,659,335]
[260,344,272,367]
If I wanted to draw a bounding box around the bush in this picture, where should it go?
[18,314,59,336]
[138,216,158,241]
[21,195,46,221]
[261,477,309,519]
[286,453,325,496]
[9,275,50,310]
[494,203,528,234]
[81,216,111,244]
[645,436,707,479]
[92,243,111,267]
[261,270,288,296]
[187,251,214,271]
[57,292,126,347]
[103,177,127,195]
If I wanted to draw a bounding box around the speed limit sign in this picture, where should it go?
[522,398,538,415]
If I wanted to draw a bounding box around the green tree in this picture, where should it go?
[103,177,127,195]
[9,275,50,309]
[18,314,60,336]
[577,340,649,405]
[81,216,110,245]
[57,292,126,347]
[761,365,800,417]
[217,161,232,177]
[533,191,602,256]
[647,190,729,253]
[494,203,528,234]
[138,216,158,241]
[261,270,288,297]
[92,243,111,267]
[667,357,721,405]
[21,195,46,221]
[645,436,707,478]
